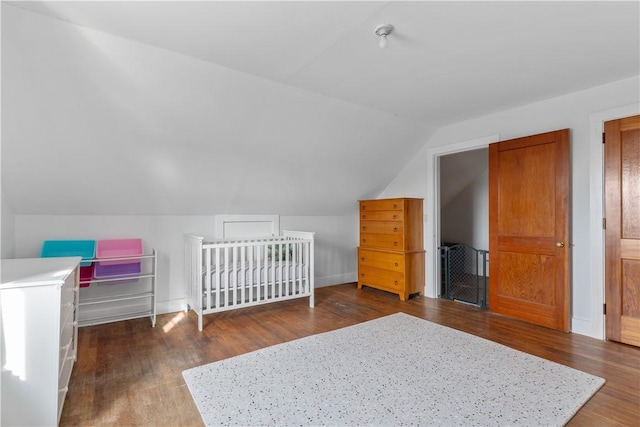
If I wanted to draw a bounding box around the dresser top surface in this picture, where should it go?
[1,257,80,289]
[358,198,424,202]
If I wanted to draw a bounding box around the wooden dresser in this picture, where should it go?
[1,257,80,426]
[358,198,425,301]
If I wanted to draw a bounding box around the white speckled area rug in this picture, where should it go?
[183,312,604,426]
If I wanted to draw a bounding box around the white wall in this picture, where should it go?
[1,185,16,259]
[13,214,358,316]
[380,76,640,338]
[441,169,489,251]
[281,215,358,287]
[1,5,432,217]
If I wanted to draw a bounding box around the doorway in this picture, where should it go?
[425,135,498,300]
[439,148,489,307]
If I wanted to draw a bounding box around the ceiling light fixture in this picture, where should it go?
[374,23,394,49]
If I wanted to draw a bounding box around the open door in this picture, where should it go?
[605,115,640,347]
[489,129,571,332]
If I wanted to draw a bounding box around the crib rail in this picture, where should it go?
[185,231,314,331]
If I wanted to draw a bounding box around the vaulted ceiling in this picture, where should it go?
[2,1,639,215]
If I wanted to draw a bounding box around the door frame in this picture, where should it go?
[424,134,499,299]
[589,103,640,340]
[423,103,640,339]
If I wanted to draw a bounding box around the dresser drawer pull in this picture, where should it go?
[395,262,399,267]
[393,227,398,232]
[362,205,366,210]
[393,204,397,209]
[393,242,398,246]
[362,239,367,244]
[360,273,365,278]
[392,215,397,220]
[394,280,398,285]
[361,257,365,262]
[362,214,367,219]
[362,226,366,231]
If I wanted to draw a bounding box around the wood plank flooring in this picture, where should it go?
[61,283,640,426]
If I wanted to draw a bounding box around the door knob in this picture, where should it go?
[556,242,565,248]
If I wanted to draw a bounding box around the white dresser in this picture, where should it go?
[1,257,80,426]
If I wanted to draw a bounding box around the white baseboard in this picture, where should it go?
[315,272,357,288]
[157,298,187,315]
[571,317,599,339]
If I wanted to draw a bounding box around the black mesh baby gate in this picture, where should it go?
[439,244,489,308]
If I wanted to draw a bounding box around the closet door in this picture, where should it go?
[605,115,640,347]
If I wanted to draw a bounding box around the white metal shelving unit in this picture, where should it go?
[78,250,157,327]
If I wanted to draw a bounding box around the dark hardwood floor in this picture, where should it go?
[61,283,640,426]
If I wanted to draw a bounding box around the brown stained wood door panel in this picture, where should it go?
[605,115,640,347]
[489,129,570,332]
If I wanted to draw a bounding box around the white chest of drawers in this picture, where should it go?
[1,257,80,426]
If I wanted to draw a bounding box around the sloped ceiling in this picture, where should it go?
[440,148,488,209]
[2,1,639,216]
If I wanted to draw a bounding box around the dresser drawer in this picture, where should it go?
[60,273,75,304]
[360,211,403,221]
[60,292,76,322]
[360,221,404,236]
[360,199,404,212]
[358,265,404,291]
[360,233,404,250]
[59,296,75,335]
[60,270,75,305]
[358,248,404,272]
[57,353,75,421]
[58,327,74,372]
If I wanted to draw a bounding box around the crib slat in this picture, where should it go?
[248,245,254,303]
[215,247,221,309]
[240,246,246,304]
[290,241,296,295]
[268,243,274,300]
[289,241,294,296]
[292,241,297,294]
[284,242,290,296]
[257,244,263,302]
[231,246,237,306]
[299,241,304,294]
[277,242,283,298]
[205,247,211,311]
[304,241,308,293]
[299,241,305,293]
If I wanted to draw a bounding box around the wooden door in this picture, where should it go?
[489,129,571,331]
[605,115,640,346]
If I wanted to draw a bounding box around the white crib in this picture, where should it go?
[184,230,315,331]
